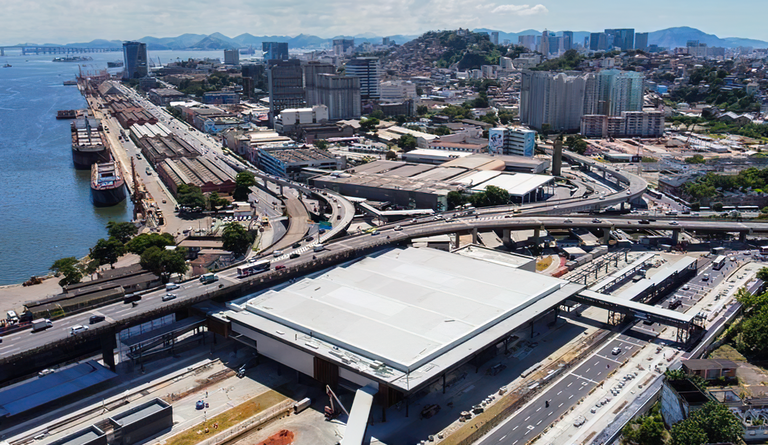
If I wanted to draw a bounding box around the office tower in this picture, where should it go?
[518,35,537,51]
[262,42,289,62]
[491,31,500,45]
[548,33,560,56]
[590,33,608,51]
[316,73,361,120]
[635,32,649,51]
[562,31,573,51]
[304,61,337,107]
[122,41,148,80]
[267,60,305,124]
[242,77,254,99]
[223,49,240,65]
[333,38,355,55]
[604,29,635,51]
[382,37,392,46]
[520,71,591,131]
[380,80,418,102]
[345,57,381,100]
[539,30,549,58]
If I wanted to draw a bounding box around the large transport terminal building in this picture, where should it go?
[224,247,584,408]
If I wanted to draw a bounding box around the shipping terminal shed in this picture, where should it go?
[222,247,585,416]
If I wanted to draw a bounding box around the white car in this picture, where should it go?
[70,325,89,336]
[162,293,177,302]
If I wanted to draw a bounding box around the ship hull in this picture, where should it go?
[72,148,109,170]
[91,183,127,207]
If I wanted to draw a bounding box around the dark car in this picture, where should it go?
[639,219,651,224]
[292,242,301,248]
[289,253,300,259]
[89,315,106,324]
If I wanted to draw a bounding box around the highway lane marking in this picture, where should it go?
[586,368,591,372]
[548,411,553,416]
[571,373,599,384]
[597,371,602,376]
[499,435,506,442]
[0,347,20,354]
[567,382,573,387]
[597,354,624,365]
[559,403,564,407]
[569,394,574,399]
[536,420,542,425]
[525,416,530,421]
[512,425,519,431]
[513,441,518,445]
[557,391,562,395]
[536,406,542,412]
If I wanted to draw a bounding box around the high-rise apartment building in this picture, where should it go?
[267,59,305,124]
[345,57,381,100]
[562,31,573,51]
[580,111,664,138]
[263,42,289,62]
[315,73,361,120]
[590,69,644,116]
[539,30,549,58]
[605,29,635,51]
[491,31,500,45]
[635,33,649,51]
[332,38,355,55]
[224,49,240,65]
[122,41,148,80]
[304,61,336,107]
[520,71,591,131]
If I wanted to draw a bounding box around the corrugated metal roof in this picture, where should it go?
[0,361,117,417]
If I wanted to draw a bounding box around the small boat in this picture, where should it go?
[2,63,11,68]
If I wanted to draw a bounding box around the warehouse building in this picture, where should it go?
[310,160,555,209]
[135,135,199,166]
[225,247,583,408]
[157,157,236,195]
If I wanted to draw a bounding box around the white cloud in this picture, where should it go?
[492,3,549,15]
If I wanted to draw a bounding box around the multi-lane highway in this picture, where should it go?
[479,334,646,445]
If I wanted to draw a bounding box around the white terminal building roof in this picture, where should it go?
[227,247,583,393]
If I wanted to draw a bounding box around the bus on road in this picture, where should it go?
[712,255,726,271]
[237,260,271,278]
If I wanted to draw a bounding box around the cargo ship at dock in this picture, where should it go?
[71,117,110,169]
[91,161,127,207]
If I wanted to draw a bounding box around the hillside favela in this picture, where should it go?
[4,2,768,444]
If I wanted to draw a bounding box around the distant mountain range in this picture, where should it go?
[25,27,768,51]
[34,33,417,51]
[474,26,768,49]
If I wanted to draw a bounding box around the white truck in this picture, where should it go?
[31,319,53,332]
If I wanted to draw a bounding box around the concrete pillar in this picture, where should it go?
[671,230,680,245]
[602,228,611,244]
[739,231,747,243]
[279,185,284,196]
[101,332,117,371]
[533,228,541,247]
[452,233,460,250]
[502,229,511,247]
[443,374,446,394]
[472,228,479,244]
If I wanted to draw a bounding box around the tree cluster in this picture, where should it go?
[669,401,742,445]
[446,185,509,210]
[621,403,666,445]
[176,183,206,209]
[683,166,768,200]
[222,222,254,257]
[233,171,256,202]
[532,49,584,71]
[733,283,768,359]
[565,135,588,155]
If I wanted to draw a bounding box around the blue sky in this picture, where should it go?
[1,0,766,44]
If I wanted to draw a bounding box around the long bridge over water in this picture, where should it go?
[0,46,121,56]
